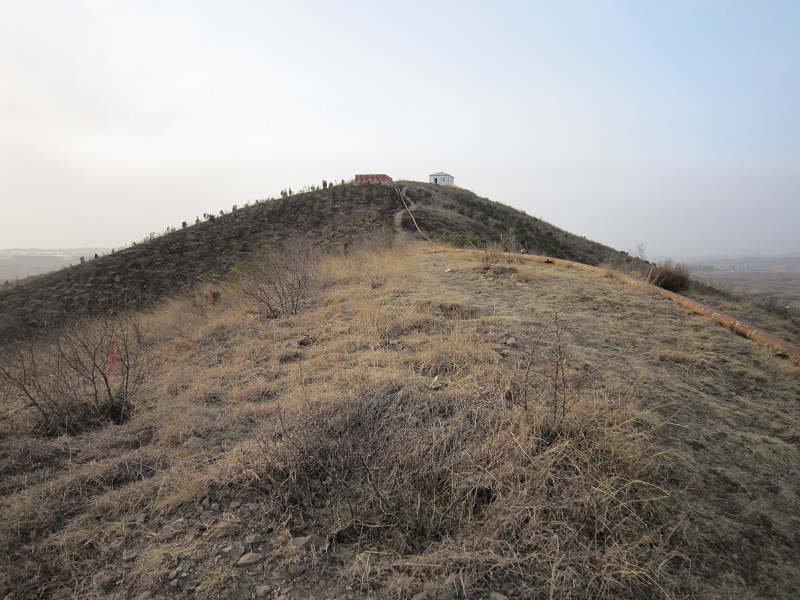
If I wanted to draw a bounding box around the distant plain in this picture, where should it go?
[685,256,800,313]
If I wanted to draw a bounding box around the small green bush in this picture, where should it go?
[433,232,486,248]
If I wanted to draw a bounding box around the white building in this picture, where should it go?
[429,171,455,186]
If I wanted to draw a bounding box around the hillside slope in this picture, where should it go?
[1,241,798,599]
[0,182,637,345]
[398,181,633,266]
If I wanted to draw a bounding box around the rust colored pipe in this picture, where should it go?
[516,254,800,364]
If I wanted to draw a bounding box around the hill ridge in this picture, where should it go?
[0,182,635,344]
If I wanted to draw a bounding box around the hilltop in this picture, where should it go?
[0,182,636,345]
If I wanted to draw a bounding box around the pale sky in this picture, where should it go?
[1,1,798,258]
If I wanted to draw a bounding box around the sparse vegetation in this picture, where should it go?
[241,300,671,598]
[1,189,799,598]
[0,183,400,344]
[401,181,625,265]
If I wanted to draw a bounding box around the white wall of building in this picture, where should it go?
[429,172,454,185]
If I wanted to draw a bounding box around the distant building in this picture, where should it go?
[355,174,393,185]
[429,171,454,185]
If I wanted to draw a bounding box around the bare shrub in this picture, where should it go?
[502,227,526,262]
[235,236,318,318]
[646,260,691,293]
[0,314,147,435]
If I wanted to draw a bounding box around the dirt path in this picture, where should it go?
[393,184,428,241]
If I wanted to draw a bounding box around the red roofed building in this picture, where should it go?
[355,174,393,185]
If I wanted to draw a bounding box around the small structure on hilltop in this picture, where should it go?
[355,174,393,185]
[429,171,454,186]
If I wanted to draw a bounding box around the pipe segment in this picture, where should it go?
[516,254,800,364]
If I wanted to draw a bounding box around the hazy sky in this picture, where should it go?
[1,1,798,258]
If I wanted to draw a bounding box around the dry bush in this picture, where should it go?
[646,260,691,293]
[598,261,618,279]
[244,373,679,598]
[0,314,147,435]
[479,244,502,271]
[235,235,318,318]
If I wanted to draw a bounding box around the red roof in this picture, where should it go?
[355,174,393,183]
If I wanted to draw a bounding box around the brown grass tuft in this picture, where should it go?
[646,260,691,293]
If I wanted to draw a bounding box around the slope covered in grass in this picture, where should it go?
[0,182,638,346]
[398,181,635,266]
[1,240,798,599]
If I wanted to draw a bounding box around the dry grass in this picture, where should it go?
[245,381,676,598]
[1,240,799,598]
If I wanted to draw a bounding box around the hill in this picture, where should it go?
[1,237,799,599]
[2,182,800,598]
[0,182,636,345]
[398,181,628,265]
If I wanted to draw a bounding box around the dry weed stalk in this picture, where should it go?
[520,307,621,433]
